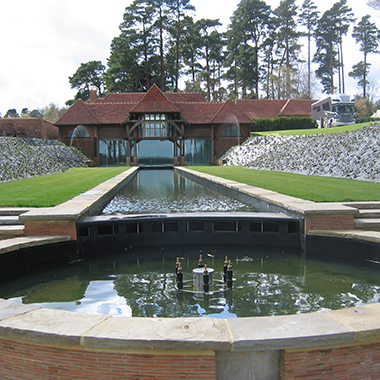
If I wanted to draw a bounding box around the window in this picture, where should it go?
[99,140,127,167]
[66,125,90,138]
[138,114,172,137]
[220,125,243,137]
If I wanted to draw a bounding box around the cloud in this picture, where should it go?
[0,0,378,115]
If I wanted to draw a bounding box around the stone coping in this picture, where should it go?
[0,236,71,254]
[176,167,359,217]
[1,298,380,352]
[19,167,139,222]
[308,229,380,245]
[85,211,296,223]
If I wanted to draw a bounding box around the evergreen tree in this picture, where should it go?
[167,0,196,92]
[106,0,160,92]
[181,18,203,83]
[350,15,380,97]
[225,0,272,99]
[273,0,301,98]
[196,19,222,101]
[314,8,338,93]
[333,0,355,93]
[299,0,319,98]
[69,61,106,100]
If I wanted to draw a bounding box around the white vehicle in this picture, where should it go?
[311,94,356,128]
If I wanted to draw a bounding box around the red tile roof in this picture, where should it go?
[130,84,180,114]
[278,99,315,117]
[210,99,252,124]
[95,93,145,103]
[166,92,207,103]
[175,102,222,124]
[237,99,315,119]
[56,100,102,125]
[56,84,315,127]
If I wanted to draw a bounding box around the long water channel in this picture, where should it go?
[1,169,380,318]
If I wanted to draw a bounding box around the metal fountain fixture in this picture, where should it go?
[175,255,234,294]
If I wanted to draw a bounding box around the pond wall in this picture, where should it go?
[2,167,380,379]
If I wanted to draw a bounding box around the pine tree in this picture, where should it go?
[313,0,354,94]
[273,0,301,98]
[225,0,272,99]
[299,0,319,98]
[350,15,380,97]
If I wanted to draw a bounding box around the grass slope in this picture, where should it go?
[252,122,371,136]
[0,167,129,207]
[188,166,380,202]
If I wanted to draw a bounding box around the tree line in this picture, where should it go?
[68,0,380,103]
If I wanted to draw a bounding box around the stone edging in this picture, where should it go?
[1,299,380,352]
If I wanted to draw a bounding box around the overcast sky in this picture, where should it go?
[0,0,378,115]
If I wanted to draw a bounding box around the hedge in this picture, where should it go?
[251,116,318,132]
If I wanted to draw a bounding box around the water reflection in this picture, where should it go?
[1,246,380,318]
[102,169,256,215]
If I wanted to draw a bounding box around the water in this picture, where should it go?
[102,169,256,215]
[1,246,379,318]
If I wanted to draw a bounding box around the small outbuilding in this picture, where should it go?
[0,118,58,139]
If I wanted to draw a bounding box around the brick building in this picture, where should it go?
[0,118,58,139]
[55,85,252,166]
[55,85,315,166]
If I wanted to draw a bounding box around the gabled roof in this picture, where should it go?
[55,100,102,125]
[175,100,252,125]
[210,99,252,124]
[278,99,315,117]
[175,103,222,124]
[87,103,136,124]
[58,85,315,128]
[130,84,180,114]
[237,99,315,119]
[237,99,287,119]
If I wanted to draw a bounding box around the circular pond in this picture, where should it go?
[1,245,379,318]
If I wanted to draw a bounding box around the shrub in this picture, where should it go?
[251,117,317,132]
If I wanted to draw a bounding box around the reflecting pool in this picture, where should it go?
[102,169,256,215]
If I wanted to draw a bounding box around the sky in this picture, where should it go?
[0,0,379,116]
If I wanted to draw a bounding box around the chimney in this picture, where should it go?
[89,89,97,102]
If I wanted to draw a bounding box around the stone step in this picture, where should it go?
[354,218,380,231]
[356,209,380,219]
[0,216,24,225]
[0,208,33,216]
[0,225,25,239]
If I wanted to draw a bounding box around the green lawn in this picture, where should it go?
[252,122,372,136]
[188,166,380,202]
[0,167,129,207]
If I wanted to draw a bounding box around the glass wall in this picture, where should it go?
[137,114,173,137]
[184,139,212,166]
[137,140,173,166]
[99,140,127,166]
[220,125,243,137]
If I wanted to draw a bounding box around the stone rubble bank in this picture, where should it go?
[222,124,380,183]
[0,137,88,182]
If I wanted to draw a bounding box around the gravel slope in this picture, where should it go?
[222,124,380,183]
[0,137,89,182]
